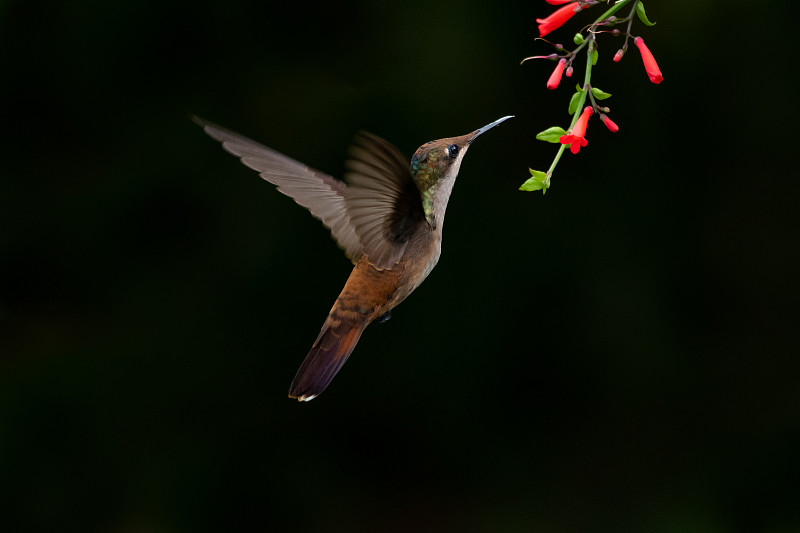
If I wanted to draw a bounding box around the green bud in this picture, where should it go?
[573,33,585,45]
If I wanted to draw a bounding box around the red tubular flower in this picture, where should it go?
[559,106,593,154]
[537,2,582,37]
[546,58,566,90]
[613,49,624,63]
[634,37,663,84]
[545,0,574,4]
[600,114,619,133]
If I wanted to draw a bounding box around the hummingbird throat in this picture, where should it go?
[411,147,443,228]
[421,188,437,228]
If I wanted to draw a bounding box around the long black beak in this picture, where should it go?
[468,115,514,144]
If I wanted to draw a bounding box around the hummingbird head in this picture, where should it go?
[410,116,513,228]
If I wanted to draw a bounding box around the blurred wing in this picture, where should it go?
[344,132,425,270]
[195,117,362,262]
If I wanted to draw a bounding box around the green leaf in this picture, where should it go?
[536,126,566,144]
[568,91,582,115]
[591,49,599,65]
[591,87,612,100]
[573,33,584,45]
[520,169,550,194]
[636,2,656,26]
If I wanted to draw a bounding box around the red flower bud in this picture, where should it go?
[613,49,624,63]
[634,37,663,84]
[600,114,619,133]
[547,58,567,90]
[565,66,573,77]
[537,2,583,37]
[559,106,593,154]
[545,0,574,4]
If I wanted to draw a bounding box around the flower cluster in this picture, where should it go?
[520,0,662,194]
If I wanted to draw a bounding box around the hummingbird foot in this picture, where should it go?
[375,310,392,324]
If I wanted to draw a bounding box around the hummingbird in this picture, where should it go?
[196,115,513,401]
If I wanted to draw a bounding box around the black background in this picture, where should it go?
[2,1,798,532]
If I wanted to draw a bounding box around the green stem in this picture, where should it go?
[545,144,568,181]
[545,37,595,185]
[622,0,640,51]
[568,39,594,131]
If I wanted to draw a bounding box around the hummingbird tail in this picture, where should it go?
[288,312,368,402]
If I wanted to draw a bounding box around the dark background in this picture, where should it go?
[2,0,798,531]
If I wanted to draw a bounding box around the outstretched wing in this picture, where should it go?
[344,132,425,270]
[196,118,424,270]
[195,117,362,262]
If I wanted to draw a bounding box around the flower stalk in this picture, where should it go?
[520,0,662,194]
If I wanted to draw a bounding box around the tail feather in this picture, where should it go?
[288,313,367,401]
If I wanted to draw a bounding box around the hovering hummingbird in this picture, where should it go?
[196,115,513,401]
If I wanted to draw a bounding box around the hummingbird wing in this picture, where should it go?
[195,118,363,262]
[344,132,425,270]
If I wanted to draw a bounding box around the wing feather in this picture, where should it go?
[195,117,361,262]
[344,132,424,270]
[197,119,424,270]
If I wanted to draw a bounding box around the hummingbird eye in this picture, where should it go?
[447,144,459,158]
